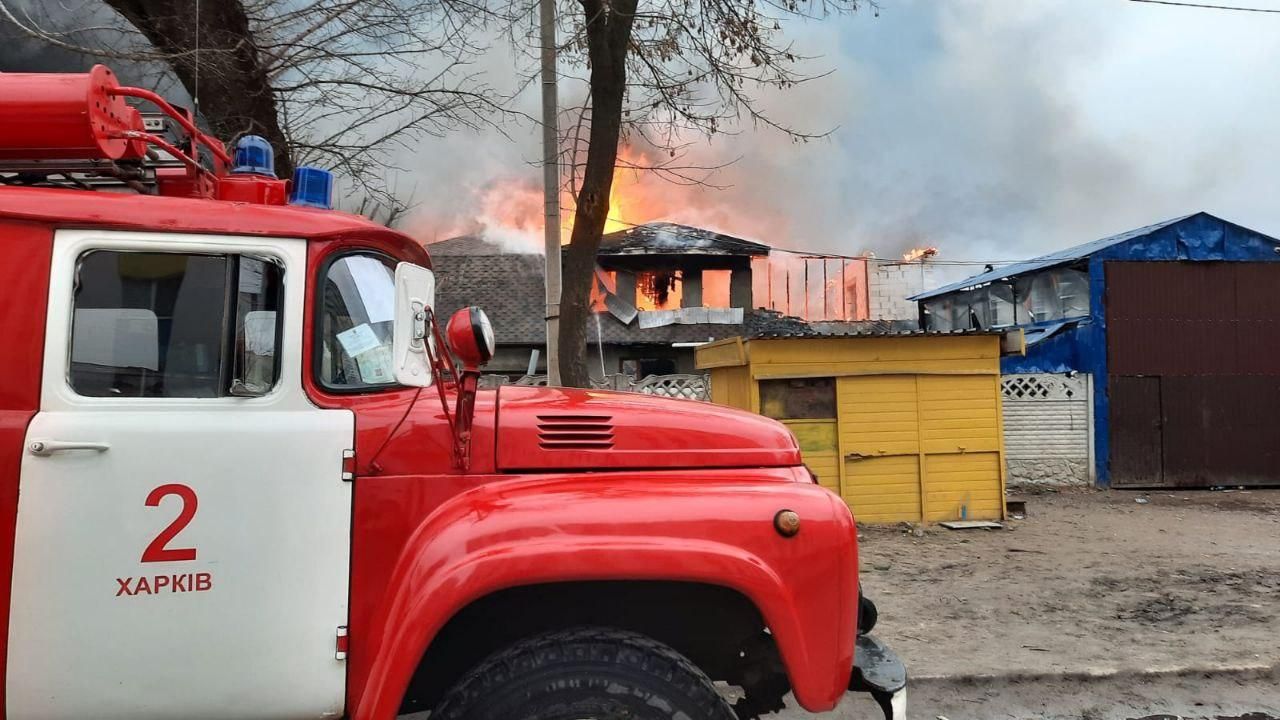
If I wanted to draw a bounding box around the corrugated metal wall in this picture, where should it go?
[1001,373,1092,485]
[1107,262,1280,487]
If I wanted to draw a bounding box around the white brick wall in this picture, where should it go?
[869,261,935,321]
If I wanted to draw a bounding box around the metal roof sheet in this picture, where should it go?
[908,214,1198,301]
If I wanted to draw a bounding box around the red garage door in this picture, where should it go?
[1107,262,1280,487]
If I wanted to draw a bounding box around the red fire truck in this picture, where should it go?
[0,66,905,720]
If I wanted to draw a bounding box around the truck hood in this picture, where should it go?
[495,385,802,472]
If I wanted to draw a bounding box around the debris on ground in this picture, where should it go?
[939,520,1003,530]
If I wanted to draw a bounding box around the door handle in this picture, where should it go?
[28,440,111,456]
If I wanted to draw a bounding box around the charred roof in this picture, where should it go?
[599,222,770,257]
[432,252,813,345]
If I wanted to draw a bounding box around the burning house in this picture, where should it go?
[430,222,937,380]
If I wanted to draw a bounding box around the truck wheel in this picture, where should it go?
[858,583,878,635]
[430,627,737,720]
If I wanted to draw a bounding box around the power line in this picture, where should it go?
[1129,0,1280,12]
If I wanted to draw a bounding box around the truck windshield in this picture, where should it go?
[317,253,397,390]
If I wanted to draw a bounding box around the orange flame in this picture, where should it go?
[902,246,938,262]
[439,146,661,252]
[570,145,647,238]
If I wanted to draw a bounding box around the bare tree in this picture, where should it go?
[0,0,509,209]
[533,0,877,386]
[4,0,875,387]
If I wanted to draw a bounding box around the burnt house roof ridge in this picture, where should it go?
[598,221,772,257]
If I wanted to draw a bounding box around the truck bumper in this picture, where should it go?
[848,634,908,720]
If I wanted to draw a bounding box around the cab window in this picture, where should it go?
[317,253,397,390]
[69,250,283,398]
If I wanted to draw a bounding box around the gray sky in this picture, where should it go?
[4,0,1277,282]
[403,0,1280,281]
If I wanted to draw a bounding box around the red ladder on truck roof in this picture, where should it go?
[0,64,330,208]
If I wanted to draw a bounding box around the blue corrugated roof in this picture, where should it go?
[908,214,1198,301]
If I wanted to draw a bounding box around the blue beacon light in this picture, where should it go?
[289,166,334,210]
[231,135,276,177]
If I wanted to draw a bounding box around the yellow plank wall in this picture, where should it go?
[783,420,839,493]
[705,336,1007,525]
[917,375,1003,523]
[708,365,752,409]
[838,376,923,523]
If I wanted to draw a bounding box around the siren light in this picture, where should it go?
[289,166,334,209]
[231,135,275,177]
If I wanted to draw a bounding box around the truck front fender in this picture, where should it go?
[353,472,858,720]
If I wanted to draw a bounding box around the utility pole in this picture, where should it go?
[540,0,562,385]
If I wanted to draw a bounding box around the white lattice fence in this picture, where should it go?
[1001,373,1087,402]
[1001,372,1093,485]
[481,373,710,401]
[633,374,709,400]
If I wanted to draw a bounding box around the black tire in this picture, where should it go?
[858,583,878,635]
[430,627,738,720]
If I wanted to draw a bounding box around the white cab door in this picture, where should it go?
[8,230,354,719]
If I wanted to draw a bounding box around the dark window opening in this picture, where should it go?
[759,377,837,420]
[622,357,677,379]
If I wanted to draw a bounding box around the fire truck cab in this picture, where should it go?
[0,66,905,720]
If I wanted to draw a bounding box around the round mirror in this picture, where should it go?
[446,306,495,370]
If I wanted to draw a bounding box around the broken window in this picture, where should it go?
[1015,267,1090,324]
[702,269,732,308]
[965,284,1016,330]
[759,377,837,420]
[635,270,682,311]
[1057,269,1090,317]
[987,283,1016,327]
[923,297,955,331]
[622,357,676,379]
[956,289,980,330]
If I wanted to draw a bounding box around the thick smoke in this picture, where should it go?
[6,0,1280,283]
[407,0,1280,285]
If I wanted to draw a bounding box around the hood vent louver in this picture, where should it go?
[537,414,615,450]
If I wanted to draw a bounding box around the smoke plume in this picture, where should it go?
[407,0,1280,286]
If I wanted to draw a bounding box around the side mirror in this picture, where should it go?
[392,262,436,387]
[446,306,495,372]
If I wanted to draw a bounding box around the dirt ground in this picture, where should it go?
[778,666,1280,720]
[857,486,1280,681]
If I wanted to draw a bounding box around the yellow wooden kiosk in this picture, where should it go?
[696,331,1020,524]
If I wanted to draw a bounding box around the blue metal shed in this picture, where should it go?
[910,212,1280,487]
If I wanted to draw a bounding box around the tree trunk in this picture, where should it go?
[105,0,293,178]
[558,0,638,387]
